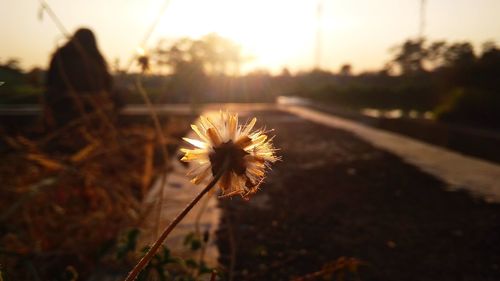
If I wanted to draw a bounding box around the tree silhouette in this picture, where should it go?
[152,34,243,102]
[426,41,447,69]
[339,64,352,76]
[391,39,427,74]
[442,42,475,67]
[154,34,242,76]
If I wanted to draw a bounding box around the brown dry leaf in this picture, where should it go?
[16,136,37,149]
[292,257,365,281]
[70,142,99,163]
[3,136,22,149]
[79,127,97,143]
[26,153,64,171]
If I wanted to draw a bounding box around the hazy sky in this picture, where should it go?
[2,0,500,74]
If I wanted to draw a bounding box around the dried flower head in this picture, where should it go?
[136,47,149,72]
[181,111,278,198]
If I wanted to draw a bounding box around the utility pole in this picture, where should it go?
[315,0,324,70]
[419,0,426,39]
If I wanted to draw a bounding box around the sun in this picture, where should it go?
[152,0,317,72]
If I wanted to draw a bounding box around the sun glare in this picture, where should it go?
[151,0,317,72]
[136,47,146,56]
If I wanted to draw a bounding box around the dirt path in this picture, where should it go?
[216,110,500,281]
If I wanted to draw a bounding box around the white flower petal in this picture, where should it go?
[241,117,257,137]
[183,137,208,149]
[191,124,210,143]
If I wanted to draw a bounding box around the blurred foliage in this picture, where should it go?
[0,112,191,280]
[290,38,500,129]
[114,36,500,130]
[389,38,500,128]
[0,60,43,105]
[2,36,500,129]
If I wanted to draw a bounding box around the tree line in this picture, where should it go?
[2,35,499,129]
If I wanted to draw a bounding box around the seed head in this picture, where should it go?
[181,111,278,198]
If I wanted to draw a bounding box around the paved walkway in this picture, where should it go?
[280,104,500,203]
[139,124,221,267]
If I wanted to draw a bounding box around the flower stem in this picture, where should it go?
[124,169,225,281]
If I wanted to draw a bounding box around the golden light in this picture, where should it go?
[136,47,146,56]
[152,0,318,72]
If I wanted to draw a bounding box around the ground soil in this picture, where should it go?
[216,110,500,281]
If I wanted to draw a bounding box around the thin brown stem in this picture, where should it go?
[135,76,169,171]
[135,75,170,239]
[124,168,224,281]
[38,0,70,37]
[209,270,217,281]
[192,193,212,277]
[224,201,237,281]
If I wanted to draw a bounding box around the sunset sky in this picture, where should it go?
[2,0,500,74]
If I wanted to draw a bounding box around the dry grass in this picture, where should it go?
[0,113,191,280]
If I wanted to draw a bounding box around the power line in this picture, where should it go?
[315,0,324,70]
